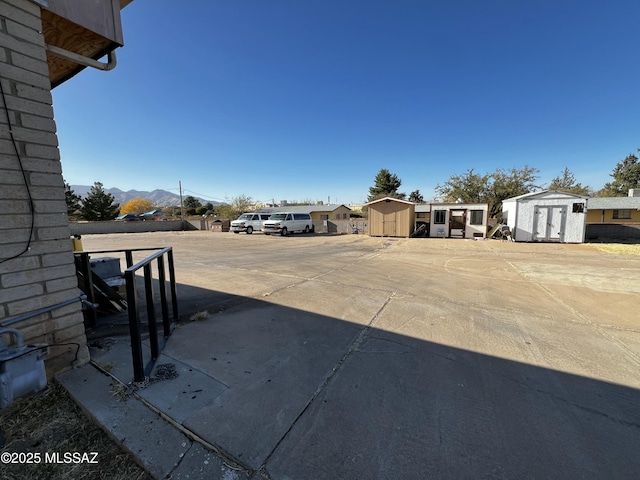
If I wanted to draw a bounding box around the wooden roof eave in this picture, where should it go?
[38,0,131,88]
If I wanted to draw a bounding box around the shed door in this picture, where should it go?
[383,212,396,236]
[449,209,466,238]
[533,206,566,241]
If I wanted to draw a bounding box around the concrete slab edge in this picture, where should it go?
[57,361,252,479]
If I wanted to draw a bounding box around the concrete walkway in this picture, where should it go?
[58,233,640,479]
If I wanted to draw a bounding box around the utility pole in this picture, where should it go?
[179,181,185,225]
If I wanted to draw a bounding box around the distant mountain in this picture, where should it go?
[70,185,219,207]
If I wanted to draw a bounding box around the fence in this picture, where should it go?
[586,223,640,240]
[70,219,369,236]
[313,219,368,234]
[69,220,198,235]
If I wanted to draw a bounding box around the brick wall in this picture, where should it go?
[0,0,89,375]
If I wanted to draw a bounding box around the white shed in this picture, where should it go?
[428,203,489,239]
[502,190,587,243]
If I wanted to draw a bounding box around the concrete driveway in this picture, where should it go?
[64,232,640,479]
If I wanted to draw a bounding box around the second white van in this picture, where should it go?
[262,213,314,236]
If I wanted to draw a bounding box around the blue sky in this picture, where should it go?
[53,0,640,205]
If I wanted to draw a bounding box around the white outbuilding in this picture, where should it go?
[502,190,588,243]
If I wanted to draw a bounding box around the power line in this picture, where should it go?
[182,189,226,202]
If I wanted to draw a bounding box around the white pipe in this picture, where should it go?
[45,44,117,71]
[0,296,87,328]
[0,328,24,349]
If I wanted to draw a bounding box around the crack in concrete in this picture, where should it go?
[257,292,396,475]
[504,259,640,368]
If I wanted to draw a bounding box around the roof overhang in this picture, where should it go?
[503,190,588,203]
[364,197,415,207]
[34,0,133,87]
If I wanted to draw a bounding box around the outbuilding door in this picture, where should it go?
[449,209,466,238]
[533,206,567,241]
[383,211,396,236]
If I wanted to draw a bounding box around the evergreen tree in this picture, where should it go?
[79,182,120,221]
[367,169,404,201]
[64,181,82,216]
[184,196,202,209]
[598,151,640,197]
[408,189,424,203]
[549,168,590,195]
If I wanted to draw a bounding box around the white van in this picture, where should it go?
[230,213,272,234]
[262,213,314,236]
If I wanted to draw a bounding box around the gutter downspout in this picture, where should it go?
[45,44,117,71]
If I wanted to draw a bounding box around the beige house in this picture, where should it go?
[365,197,416,237]
[260,204,351,224]
[586,189,640,240]
[586,190,640,224]
[0,0,133,377]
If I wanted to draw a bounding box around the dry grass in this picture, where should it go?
[189,310,210,321]
[588,239,640,257]
[0,380,150,480]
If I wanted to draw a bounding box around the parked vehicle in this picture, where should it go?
[230,213,272,234]
[262,213,314,236]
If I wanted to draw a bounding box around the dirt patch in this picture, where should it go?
[0,380,150,480]
[588,240,640,257]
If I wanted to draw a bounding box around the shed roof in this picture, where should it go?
[503,190,588,202]
[364,197,415,207]
[587,197,640,210]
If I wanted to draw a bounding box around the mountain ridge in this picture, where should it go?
[70,185,219,207]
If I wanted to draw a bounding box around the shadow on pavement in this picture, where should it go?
[78,282,640,479]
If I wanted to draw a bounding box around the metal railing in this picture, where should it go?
[75,247,178,382]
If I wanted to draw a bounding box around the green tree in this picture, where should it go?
[408,189,424,203]
[489,166,540,218]
[436,166,540,218]
[367,169,404,201]
[79,182,120,221]
[216,194,253,219]
[435,169,489,204]
[184,196,202,209]
[64,181,82,216]
[598,151,640,197]
[549,168,590,196]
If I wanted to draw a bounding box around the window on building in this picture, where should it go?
[434,210,446,224]
[320,214,328,220]
[470,210,484,225]
[416,212,426,219]
[613,209,631,219]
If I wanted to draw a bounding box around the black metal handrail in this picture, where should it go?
[125,247,178,382]
[75,247,178,382]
